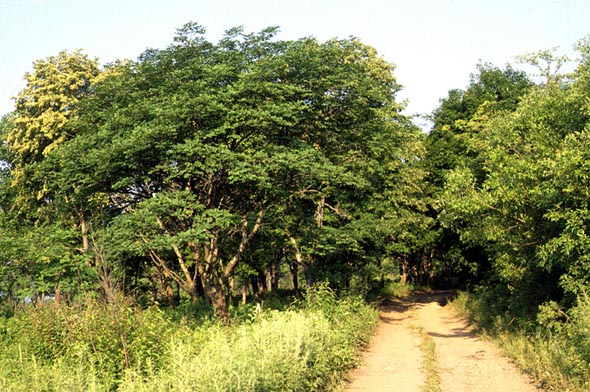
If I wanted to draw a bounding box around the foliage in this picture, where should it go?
[453,290,590,391]
[0,51,103,308]
[422,63,534,288]
[431,40,590,390]
[0,22,424,320]
[7,50,100,165]
[4,19,590,391]
[0,287,378,391]
[439,48,590,312]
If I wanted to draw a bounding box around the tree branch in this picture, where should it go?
[223,208,264,278]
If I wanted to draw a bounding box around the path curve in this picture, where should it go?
[344,291,543,392]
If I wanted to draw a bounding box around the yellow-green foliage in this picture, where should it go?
[0,288,378,391]
[7,50,100,164]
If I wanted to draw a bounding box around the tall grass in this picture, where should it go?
[452,290,590,391]
[0,285,378,391]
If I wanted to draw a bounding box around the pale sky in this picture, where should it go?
[1,0,588,128]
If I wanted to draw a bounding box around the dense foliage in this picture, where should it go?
[0,23,425,320]
[436,41,590,314]
[1,19,590,390]
[435,38,590,391]
[0,285,378,391]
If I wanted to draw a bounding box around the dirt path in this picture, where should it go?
[344,291,543,392]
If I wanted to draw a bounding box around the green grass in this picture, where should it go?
[0,285,379,391]
[451,290,590,392]
[419,332,442,392]
[370,281,416,302]
[408,319,441,392]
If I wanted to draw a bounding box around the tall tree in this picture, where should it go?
[39,23,418,320]
[425,63,534,287]
[6,50,100,166]
[0,51,101,305]
[438,43,590,313]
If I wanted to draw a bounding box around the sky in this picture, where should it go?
[0,0,589,128]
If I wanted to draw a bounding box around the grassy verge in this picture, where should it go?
[0,285,379,391]
[452,291,590,392]
[408,318,441,392]
[419,331,442,392]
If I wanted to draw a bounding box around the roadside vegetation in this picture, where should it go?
[417,327,442,392]
[0,285,377,391]
[453,291,590,391]
[0,19,590,390]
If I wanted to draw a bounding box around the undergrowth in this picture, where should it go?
[0,284,378,391]
[452,290,590,391]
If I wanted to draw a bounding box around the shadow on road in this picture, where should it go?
[379,290,456,324]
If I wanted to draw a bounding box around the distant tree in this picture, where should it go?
[424,63,534,287]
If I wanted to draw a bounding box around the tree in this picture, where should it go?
[6,50,100,166]
[438,44,590,314]
[427,63,534,187]
[36,23,417,320]
[424,63,534,287]
[0,52,101,306]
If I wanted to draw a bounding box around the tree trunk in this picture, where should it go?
[269,250,282,293]
[290,262,301,298]
[54,280,61,308]
[241,285,248,305]
[190,208,264,322]
[400,258,409,285]
[200,270,230,323]
[287,233,312,289]
[257,269,267,296]
[80,216,89,254]
[165,279,176,308]
[316,195,325,228]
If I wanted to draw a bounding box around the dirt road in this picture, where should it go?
[344,291,542,392]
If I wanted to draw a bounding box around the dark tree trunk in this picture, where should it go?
[290,262,301,298]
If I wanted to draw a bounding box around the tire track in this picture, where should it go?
[345,291,543,392]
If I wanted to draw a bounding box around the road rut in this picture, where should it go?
[344,291,542,392]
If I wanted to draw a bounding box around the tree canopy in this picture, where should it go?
[1,21,589,330]
[0,23,426,320]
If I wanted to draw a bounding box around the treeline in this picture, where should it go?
[425,41,590,390]
[0,23,430,321]
[430,43,590,319]
[1,20,590,334]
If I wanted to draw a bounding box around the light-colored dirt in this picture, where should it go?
[345,298,425,392]
[344,291,543,392]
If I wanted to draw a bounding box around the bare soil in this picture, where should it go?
[344,291,543,392]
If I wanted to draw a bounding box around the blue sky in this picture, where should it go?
[1,0,589,126]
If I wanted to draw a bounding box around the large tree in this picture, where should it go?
[0,51,101,306]
[438,42,590,314]
[28,23,420,320]
[424,63,534,287]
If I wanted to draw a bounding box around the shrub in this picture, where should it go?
[120,285,378,392]
[452,290,590,391]
[0,287,378,391]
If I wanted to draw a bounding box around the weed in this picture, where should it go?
[0,286,378,391]
[452,290,590,391]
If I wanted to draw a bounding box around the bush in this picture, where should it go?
[0,287,378,391]
[0,299,177,390]
[452,290,590,391]
[120,284,378,392]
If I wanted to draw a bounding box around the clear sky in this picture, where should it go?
[1,0,589,127]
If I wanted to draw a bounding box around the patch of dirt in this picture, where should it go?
[344,291,543,392]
